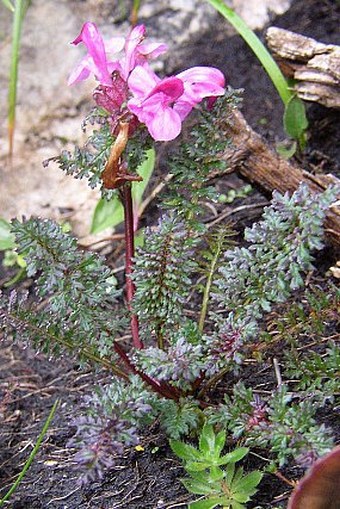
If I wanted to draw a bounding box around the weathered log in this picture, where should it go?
[266,27,340,109]
[221,108,340,249]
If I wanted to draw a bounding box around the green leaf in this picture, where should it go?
[90,147,155,234]
[131,147,155,206]
[186,461,213,472]
[199,424,221,456]
[134,228,145,248]
[8,0,31,154]
[182,478,217,496]
[0,218,16,250]
[212,429,226,457]
[232,492,251,503]
[3,250,26,269]
[225,461,236,485]
[189,496,227,509]
[232,470,263,495]
[218,447,249,466]
[229,501,245,509]
[209,466,224,482]
[283,95,308,140]
[276,140,297,159]
[0,398,59,506]
[170,440,201,461]
[90,196,124,234]
[229,465,243,486]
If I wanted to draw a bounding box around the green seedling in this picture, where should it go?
[170,423,262,509]
[205,0,308,151]
[218,184,252,204]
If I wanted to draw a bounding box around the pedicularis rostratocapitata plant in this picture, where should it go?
[1,22,338,494]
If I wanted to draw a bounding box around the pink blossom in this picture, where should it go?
[119,24,168,81]
[127,65,225,141]
[68,22,119,87]
[68,22,167,87]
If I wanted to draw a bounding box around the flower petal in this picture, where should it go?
[67,57,92,85]
[128,65,160,99]
[122,25,146,79]
[70,22,112,86]
[137,42,168,59]
[148,105,182,141]
[147,76,184,102]
[176,66,225,106]
[177,66,225,87]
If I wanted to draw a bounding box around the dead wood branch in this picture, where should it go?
[221,108,340,249]
[266,27,340,108]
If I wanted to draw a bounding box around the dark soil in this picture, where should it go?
[1,0,339,508]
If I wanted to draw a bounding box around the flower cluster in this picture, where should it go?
[69,22,225,141]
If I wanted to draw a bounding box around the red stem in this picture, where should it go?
[121,183,143,349]
[113,342,181,401]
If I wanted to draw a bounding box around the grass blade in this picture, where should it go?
[0,399,59,507]
[205,0,293,105]
[8,0,30,155]
[1,0,14,11]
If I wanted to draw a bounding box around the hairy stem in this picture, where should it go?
[121,183,143,350]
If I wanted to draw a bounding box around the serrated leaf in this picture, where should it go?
[182,478,217,496]
[232,470,263,494]
[283,95,308,140]
[199,424,219,456]
[170,440,201,461]
[189,497,227,509]
[218,447,249,466]
[186,460,213,471]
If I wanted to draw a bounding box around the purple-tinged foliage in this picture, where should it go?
[208,382,334,468]
[70,414,133,484]
[2,32,338,484]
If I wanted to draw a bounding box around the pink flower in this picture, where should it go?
[68,22,119,87]
[127,65,225,141]
[119,24,167,81]
[68,22,167,87]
